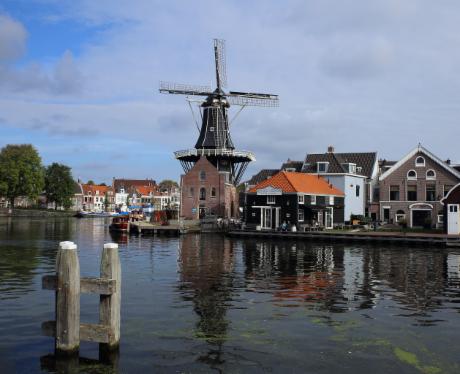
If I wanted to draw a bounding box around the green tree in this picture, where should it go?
[44,163,75,210]
[159,179,179,192]
[103,192,109,212]
[0,144,45,208]
[87,180,95,185]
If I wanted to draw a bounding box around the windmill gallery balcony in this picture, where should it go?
[174,148,256,162]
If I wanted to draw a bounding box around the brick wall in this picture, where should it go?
[180,157,238,219]
[379,151,460,226]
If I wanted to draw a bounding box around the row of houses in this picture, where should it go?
[74,178,180,212]
[243,144,460,233]
[1,178,180,212]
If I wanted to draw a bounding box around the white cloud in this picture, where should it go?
[2,1,460,182]
[0,14,27,62]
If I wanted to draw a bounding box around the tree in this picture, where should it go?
[45,163,75,210]
[103,192,110,212]
[159,179,179,193]
[87,180,95,185]
[0,144,45,208]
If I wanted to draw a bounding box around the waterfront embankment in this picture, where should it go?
[0,208,75,218]
[228,229,460,247]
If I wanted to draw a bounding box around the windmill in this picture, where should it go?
[160,39,278,185]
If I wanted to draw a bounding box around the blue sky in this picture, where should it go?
[1,1,460,184]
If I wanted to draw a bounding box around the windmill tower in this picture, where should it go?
[160,39,278,219]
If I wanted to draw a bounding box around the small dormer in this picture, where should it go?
[317,161,329,173]
[342,163,356,174]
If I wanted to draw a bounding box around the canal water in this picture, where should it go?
[1,217,460,373]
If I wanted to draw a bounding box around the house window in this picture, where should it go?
[444,185,453,197]
[426,169,436,180]
[189,187,194,198]
[329,196,334,205]
[438,214,444,224]
[298,210,304,222]
[267,195,275,204]
[407,170,417,180]
[356,185,360,197]
[407,185,417,201]
[390,185,400,201]
[209,126,215,132]
[311,195,316,205]
[426,184,436,201]
[317,162,329,173]
[200,170,206,181]
[415,156,425,167]
[298,194,304,204]
[211,187,216,197]
[395,210,406,223]
[342,163,356,174]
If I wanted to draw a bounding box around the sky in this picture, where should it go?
[1,0,460,184]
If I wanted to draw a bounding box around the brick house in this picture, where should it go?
[180,157,238,219]
[378,145,460,228]
[82,184,115,212]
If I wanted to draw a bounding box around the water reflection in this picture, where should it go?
[178,234,235,366]
[240,240,460,319]
[2,218,460,373]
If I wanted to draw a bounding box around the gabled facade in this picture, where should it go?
[302,146,377,221]
[379,145,460,228]
[113,178,157,210]
[180,157,238,219]
[82,184,115,212]
[245,171,345,230]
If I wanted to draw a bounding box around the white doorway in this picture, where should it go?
[447,204,460,235]
[325,207,334,229]
[261,207,272,229]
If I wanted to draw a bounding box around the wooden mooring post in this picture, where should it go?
[42,241,121,356]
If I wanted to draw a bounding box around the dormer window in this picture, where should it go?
[342,163,356,174]
[317,162,329,173]
[415,156,425,167]
[356,166,362,174]
[407,170,417,180]
[426,169,436,180]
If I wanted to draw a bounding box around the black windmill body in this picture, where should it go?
[160,39,278,185]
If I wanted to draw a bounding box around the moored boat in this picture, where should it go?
[109,215,130,232]
[75,211,113,218]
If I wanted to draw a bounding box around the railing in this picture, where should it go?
[174,148,256,161]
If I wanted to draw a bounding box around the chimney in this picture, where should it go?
[327,145,334,153]
[446,159,451,165]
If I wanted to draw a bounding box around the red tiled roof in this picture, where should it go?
[135,186,155,196]
[113,179,156,191]
[248,171,344,196]
[82,184,113,195]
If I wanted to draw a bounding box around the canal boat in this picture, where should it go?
[109,214,130,232]
[76,211,119,218]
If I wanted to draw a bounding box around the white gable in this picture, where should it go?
[257,186,282,195]
[379,145,460,181]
